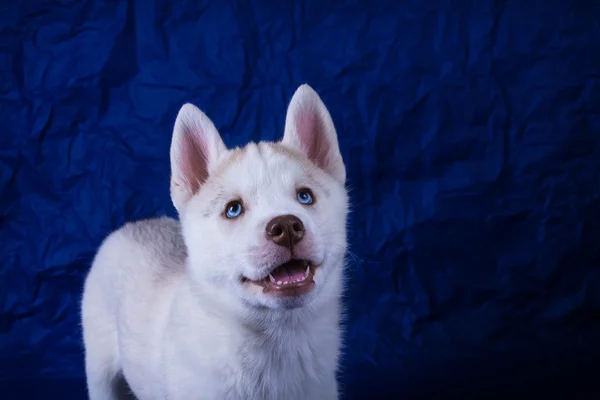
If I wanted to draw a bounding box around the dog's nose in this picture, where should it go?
[266,215,305,249]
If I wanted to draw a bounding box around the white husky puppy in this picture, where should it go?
[80,84,349,400]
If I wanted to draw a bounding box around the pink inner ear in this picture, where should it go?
[180,125,210,195]
[295,110,331,171]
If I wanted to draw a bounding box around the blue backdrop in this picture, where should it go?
[2,0,600,398]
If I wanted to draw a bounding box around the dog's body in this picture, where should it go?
[81,85,349,400]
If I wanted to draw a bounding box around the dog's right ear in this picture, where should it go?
[281,84,346,184]
[170,103,226,213]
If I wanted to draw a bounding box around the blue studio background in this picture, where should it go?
[2,0,600,398]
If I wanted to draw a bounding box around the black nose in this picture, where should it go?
[266,214,305,249]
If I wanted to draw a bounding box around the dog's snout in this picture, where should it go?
[266,215,305,249]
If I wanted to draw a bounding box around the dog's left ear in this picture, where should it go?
[170,103,227,213]
[281,84,346,184]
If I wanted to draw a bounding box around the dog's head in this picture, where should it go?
[171,85,348,310]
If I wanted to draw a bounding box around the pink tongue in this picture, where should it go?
[272,266,305,283]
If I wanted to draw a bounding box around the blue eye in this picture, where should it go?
[297,189,314,205]
[225,201,244,219]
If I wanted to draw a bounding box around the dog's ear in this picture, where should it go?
[281,84,345,184]
[170,103,226,213]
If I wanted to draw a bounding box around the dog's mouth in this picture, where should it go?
[242,259,316,296]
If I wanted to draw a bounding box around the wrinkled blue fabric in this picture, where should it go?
[2,0,600,398]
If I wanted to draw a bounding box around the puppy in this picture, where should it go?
[81,84,349,400]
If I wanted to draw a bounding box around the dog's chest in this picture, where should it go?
[233,346,315,399]
[223,328,333,400]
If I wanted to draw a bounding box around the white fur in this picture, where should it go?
[81,84,349,400]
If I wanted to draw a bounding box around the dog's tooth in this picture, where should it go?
[269,273,276,284]
[305,266,310,278]
[277,280,283,285]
